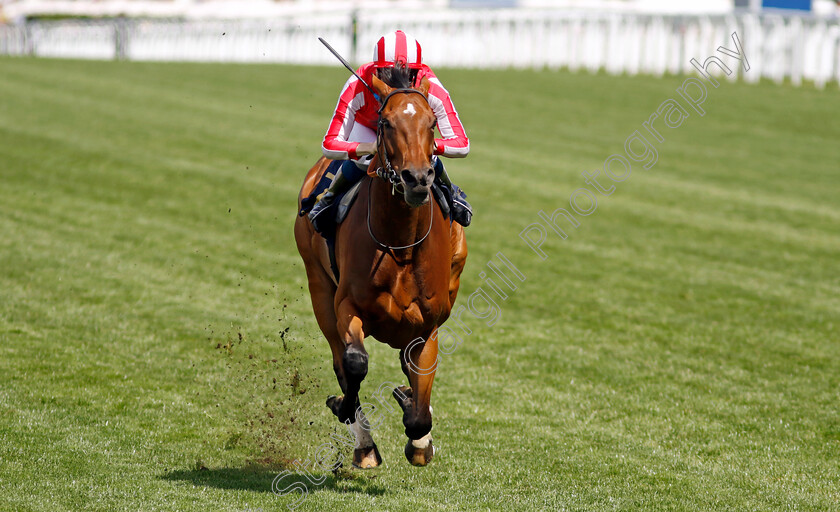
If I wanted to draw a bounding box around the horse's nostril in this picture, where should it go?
[401,170,416,185]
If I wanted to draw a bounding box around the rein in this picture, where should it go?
[366,179,433,252]
[367,88,434,252]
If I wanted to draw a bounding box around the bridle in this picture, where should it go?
[367,88,434,252]
[374,88,430,193]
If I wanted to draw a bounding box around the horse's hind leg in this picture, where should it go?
[448,222,468,308]
[395,331,438,466]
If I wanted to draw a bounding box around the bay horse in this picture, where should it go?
[294,71,468,468]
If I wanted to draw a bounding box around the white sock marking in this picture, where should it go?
[411,433,433,450]
[349,411,375,449]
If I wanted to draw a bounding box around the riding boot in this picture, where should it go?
[433,158,472,227]
[308,166,352,234]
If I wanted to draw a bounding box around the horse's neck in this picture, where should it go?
[369,177,430,252]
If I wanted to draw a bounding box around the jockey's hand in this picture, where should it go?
[356,142,377,156]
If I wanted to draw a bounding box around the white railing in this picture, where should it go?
[1,10,838,87]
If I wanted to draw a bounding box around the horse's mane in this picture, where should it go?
[376,64,417,89]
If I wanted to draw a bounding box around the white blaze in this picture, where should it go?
[403,103,417,116]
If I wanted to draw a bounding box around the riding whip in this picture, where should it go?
[318,37,379,99]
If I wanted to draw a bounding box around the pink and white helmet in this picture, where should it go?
[373,30,422,69]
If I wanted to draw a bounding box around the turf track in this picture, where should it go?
[1,57,839,511]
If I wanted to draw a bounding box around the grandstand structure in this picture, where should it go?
[1,0,839,87]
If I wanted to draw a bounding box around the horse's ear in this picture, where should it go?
[418,76,431,97]
[371,74,391,100]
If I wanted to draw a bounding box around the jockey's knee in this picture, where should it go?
[342,157,370,183]
[432,155,444,173]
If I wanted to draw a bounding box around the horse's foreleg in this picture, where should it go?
[347,409,382,469]
[324,299,380,468]
[397,330,438,466]
[329,299,381,468]
[325,359,382,469]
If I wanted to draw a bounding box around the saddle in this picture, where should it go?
[298,161,365,239]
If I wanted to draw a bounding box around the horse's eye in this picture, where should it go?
[380,119,391,129]
[431,119,437,130]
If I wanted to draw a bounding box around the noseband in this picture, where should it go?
[367,88,434,252]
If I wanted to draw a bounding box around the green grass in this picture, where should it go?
[1,57,838,511]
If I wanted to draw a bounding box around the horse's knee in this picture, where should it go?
[403,410,432,440]
[343,346,368,382]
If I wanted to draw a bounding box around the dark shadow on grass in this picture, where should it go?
[161,465,388,497]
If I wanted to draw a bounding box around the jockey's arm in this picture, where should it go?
[322,76,370,161]
[355,142,377,156]
[426,77,470,159]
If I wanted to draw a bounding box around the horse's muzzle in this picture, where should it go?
[403,187,431,207]
[401,168,433,207]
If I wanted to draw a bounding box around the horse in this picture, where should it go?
[294,71,468,468]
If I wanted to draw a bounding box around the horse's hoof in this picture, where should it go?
[404,435,434,466]
[352,443,382,469]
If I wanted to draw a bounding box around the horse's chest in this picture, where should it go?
[367,269,446,330]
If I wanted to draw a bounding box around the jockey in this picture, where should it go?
[309,30,472,232]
